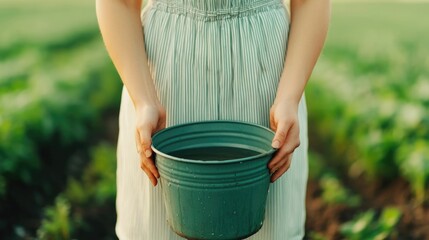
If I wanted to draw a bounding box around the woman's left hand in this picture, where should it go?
[268,99,301,182]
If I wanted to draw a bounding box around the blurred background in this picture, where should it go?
[0,0,428,239]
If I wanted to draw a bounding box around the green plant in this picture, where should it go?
[320,173,361,207]
[308,152,326,180]
[307,2,429,202]
[0,1,121,237]
[36,143,117,239]
[37,196,72,240]
[65,142,117,205]
[397,140,429,203]
[340,207,401,240]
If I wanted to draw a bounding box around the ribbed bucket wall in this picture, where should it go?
[152,121,276,240]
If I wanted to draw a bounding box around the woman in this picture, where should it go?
[96,0,330,239]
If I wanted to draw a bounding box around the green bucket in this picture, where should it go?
[151,121,276,240]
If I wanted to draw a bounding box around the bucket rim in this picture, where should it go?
[151,120,277,165]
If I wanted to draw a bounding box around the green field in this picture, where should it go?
[309,2,429,197]
[306,2,429,238]
[1,1,120,239]
[0,1,428,239]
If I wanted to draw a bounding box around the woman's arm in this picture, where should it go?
[96,0,164,186]
[269,0,331,182]
[277,0,331,102]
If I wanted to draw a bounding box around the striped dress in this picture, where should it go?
[115,0,309,239]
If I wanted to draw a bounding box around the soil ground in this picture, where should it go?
[305,178,429,239]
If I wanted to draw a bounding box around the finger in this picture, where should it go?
[140,154,160,179]
[140,163,158,186]
[268,144,292,169]
[138,127,160,179]
[270,159,292,182]
[268,144,297,170]
[271,121,289,149]
[138,127,153,159]
[268,125,300,169]
[286,123,300,152]
[269,153,292,174]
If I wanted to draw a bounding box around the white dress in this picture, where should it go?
[115,0,309,239]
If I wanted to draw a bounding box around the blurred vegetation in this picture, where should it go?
[0,0,120,239]
[0,0,428,239]
[37,197,72,240]
[36,143,117,240]
[308,153,361,207]
[307,2,429,202]
[340,207,402,240]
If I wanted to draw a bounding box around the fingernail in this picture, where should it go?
[272,140,280,149]
[145,150,152,158]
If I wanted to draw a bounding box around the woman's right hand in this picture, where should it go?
[135,104,166,186]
